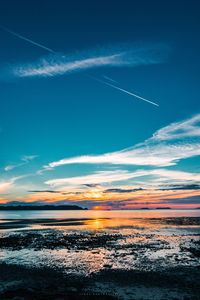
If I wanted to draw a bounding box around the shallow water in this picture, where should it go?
[0,211,200,278]
[0,209,200,219]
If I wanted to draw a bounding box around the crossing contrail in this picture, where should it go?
[1,25,159,107]
[88,75,159,107]
[0,25,56,53]
[102,75,118,83]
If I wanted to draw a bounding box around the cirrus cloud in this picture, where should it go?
[13,42,169,78]
[4,155,38,172]
[42,114,200,172]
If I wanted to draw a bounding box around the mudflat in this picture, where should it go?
[0,216,200,299]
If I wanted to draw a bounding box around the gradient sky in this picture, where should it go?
[0,0,200,209]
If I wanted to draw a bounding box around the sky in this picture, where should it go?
[0,0,200,209]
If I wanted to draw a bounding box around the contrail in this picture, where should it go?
[1,25,159,107]
[0,25,55,53]
[88,75,159,107]
[102,75,118,83]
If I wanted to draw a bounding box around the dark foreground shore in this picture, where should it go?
[0,217,200,299]
[1,263,200,299]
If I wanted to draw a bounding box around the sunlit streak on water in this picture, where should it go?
[0,211,200,276]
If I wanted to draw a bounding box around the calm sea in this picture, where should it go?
[0,209,200,220]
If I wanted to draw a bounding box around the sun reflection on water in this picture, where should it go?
[0,212,200,277]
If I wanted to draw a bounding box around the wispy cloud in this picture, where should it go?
[13,43,169,78]
[45,168,200,189]
[0,180,14,193]
[18,167,200,207]
[151,114,200,140]
[42,114,200,171]
[22,186,200,208]
[1,27,168,106]
[1,26,169,80]
[5,155,37,171]
[45,170,141,187]
[19,167,199,209]
[0,176,24,193]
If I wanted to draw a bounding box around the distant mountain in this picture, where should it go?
[0,205,87,210]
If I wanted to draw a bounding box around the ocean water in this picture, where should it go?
[0,209,200,220]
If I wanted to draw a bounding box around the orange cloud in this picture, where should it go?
[12,187,200,210]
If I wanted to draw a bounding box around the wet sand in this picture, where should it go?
[0,216,200,299]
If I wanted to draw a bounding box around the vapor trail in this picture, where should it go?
[1,25,160,107]
[102,75,118,83]
[88,75,159,107]
[0,25,55,53]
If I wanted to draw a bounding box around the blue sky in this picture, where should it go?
[0,1,200,208]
